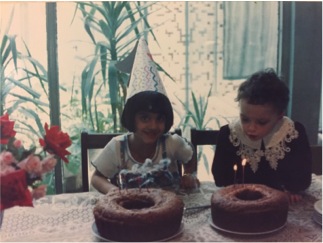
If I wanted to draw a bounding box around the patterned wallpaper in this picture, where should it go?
[146,2,241,128]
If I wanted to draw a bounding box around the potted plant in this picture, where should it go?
[75,1,172,133]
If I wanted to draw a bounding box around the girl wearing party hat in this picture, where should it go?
[91,38,199,194]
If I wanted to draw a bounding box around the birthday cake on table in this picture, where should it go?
[93,158,184,241]
[93,188,184,242]
[210,184,289,234]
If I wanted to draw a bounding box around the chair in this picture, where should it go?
[190,128,220,172]
[81,129,182,192]
[311,145,322,175]
[81,131,123,192]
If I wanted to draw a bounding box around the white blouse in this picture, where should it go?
[91,133,193,179]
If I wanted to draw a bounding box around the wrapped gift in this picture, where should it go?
[118,158,179,189]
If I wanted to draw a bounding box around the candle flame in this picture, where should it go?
[233,164,238,171]
[242,158,247,166]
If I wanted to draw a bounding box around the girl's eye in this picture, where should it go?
[257,120,268,126]
[240,115,268,126]
[138,114,150,122]
[240,116,249,123]
[141,116,149,122]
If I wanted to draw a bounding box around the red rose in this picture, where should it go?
[39,123,71,163]
[0,169,33,210]
[0,113,16,144]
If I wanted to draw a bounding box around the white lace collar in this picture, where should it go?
[229,116,299,172]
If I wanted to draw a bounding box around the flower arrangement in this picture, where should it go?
[0,113,72,211]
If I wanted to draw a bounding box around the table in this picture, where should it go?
[0,174,321,242]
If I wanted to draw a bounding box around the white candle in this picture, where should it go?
[233,164,238,184]
[242,158,247,184]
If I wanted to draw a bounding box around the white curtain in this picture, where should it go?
[223,1,279,79]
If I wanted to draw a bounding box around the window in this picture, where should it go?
[0,1,282,190]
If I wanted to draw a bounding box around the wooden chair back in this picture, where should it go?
[190,128,220,172]
[81,129,182,192]
[81,132,123,192]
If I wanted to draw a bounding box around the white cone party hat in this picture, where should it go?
[126,37,168,100]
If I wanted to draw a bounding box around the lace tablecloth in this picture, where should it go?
[1,175,321,242]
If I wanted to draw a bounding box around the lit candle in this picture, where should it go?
[233,164,238,184]
[241,158,247,184]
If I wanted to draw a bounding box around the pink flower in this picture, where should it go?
[13,139,22,148]
[32,185,47,199]
[0,151,15,166]
[18,155,43,176]
[41,155,57,174]
[0,116,72,211]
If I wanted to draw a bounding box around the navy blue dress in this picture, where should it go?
[211,117,312,193]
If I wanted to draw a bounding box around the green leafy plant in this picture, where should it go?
[75,1,172,133]
[0,7,70,194]
[1,8,49,145]
[177,87,221,131]
[2,2,177,192]
[176,87,224,174]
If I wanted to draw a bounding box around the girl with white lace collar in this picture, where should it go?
[212,68,312,203]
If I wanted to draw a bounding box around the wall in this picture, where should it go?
[281,2,322,145]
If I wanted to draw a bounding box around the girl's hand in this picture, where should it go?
[180,173,200,190]
[285,191,303,204]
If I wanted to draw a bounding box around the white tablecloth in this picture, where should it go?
[0,175,321,242]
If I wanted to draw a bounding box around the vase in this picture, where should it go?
[0,210,4,228]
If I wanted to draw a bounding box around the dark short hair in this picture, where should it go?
[236,68,290,114]
[121,91,174,133]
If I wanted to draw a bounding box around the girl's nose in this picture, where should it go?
[148,118,158,129]
[247,122,257,132]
